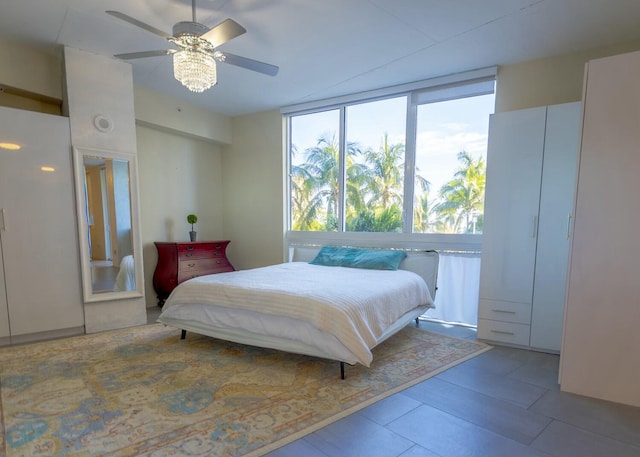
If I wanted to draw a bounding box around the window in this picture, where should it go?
[289,109,340,231]
[285,70,495,240]
[345,97,407,232]
[413,93,494,234]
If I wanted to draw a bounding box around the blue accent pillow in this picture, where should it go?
[309,246,407,271]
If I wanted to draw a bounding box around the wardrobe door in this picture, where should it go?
[478,107,546,345]
[0,240,9,343]
[480,107,546,304]
[560,51,640,407]
[0,107,84,338]
[530,102,580,351]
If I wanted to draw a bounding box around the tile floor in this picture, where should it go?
[146,308,640,457]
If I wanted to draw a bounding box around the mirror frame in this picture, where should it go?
[73,146,144,302]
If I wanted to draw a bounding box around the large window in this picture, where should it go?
[286,71,495,239]
[413,93,494,234]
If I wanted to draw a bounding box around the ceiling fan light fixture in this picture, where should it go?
[173,49,217,93]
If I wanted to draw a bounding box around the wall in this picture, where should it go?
[0,37,62,100]
[0,37,61,114]
[495,39,640,112]
[134,85,232,144]
[5,35,640,310]
[219,39,640,273]
[221,110,285,269]
[64,46,146,332]
[136,125,226,308]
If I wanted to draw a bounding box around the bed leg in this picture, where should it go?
[415,317,420,327]
[340,362,345,380]
[181,329,186,340]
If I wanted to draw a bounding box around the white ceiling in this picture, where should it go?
[2,0,640,116]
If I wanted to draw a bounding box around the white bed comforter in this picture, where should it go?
[160,262,433,366]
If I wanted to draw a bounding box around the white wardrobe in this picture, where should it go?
[0,106,84,345]
[478,102,581,352]
[560,50,640,407]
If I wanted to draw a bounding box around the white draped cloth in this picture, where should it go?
[423,252,481,326]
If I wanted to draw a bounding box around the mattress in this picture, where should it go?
[158,262,433,366]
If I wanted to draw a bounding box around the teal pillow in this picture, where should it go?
[309,246,407,271]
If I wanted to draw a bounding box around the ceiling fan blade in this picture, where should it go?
[201,19,246,47]
[106,10,172,40]
[220,52,279,76]
[114,50,174,60]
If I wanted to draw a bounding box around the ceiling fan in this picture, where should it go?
[106,0,278,93]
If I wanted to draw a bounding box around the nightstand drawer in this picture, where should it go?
[478,319,531,346]
[178,243,226,259]
[179,258,231,274]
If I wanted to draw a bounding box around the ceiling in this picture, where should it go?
[2,0,640,117]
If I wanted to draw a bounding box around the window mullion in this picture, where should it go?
[338,106,347,232]
[403,94,418,234]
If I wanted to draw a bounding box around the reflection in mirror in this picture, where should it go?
[82,155,134,293]
[74,147,143,302]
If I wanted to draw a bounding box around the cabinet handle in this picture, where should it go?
[491,330,515,336]
[187,246,194,250]
[0,208,5,231]
[188,263,196,267]
[491,309,516,314]
[531,215,538,239]
[566,213,572,239]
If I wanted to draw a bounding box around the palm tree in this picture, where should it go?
[361,133,404,209]
[344,133,406,232]
[437,151,486,233]
[290,134,361,231]
[348,204,403,232]
[413,170,435,232]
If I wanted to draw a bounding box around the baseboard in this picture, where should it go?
[8,326,85,345]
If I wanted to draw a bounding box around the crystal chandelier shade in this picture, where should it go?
[173,47,217,93]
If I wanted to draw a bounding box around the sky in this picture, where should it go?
[290,92,495,197]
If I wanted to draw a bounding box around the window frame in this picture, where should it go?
[283,67,496,253]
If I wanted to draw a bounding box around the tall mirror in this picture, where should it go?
[73,147,143,302]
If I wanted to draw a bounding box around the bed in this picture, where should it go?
[113,254,136,292]
[157,245,438,376]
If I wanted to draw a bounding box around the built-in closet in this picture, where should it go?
[0,106,84,345]
[478,102,581,352]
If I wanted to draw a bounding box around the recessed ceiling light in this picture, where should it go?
[0,142,21,150]
[41,166,55,172]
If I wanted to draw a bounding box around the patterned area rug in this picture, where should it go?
[0,323,490,457]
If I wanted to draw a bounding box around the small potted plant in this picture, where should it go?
[187,214,198,241]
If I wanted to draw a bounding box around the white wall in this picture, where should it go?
[134,85,232,144]
[219,40,640,273]
[221,110,285,270]
[136,124,226,308]
[64,47,147,333]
